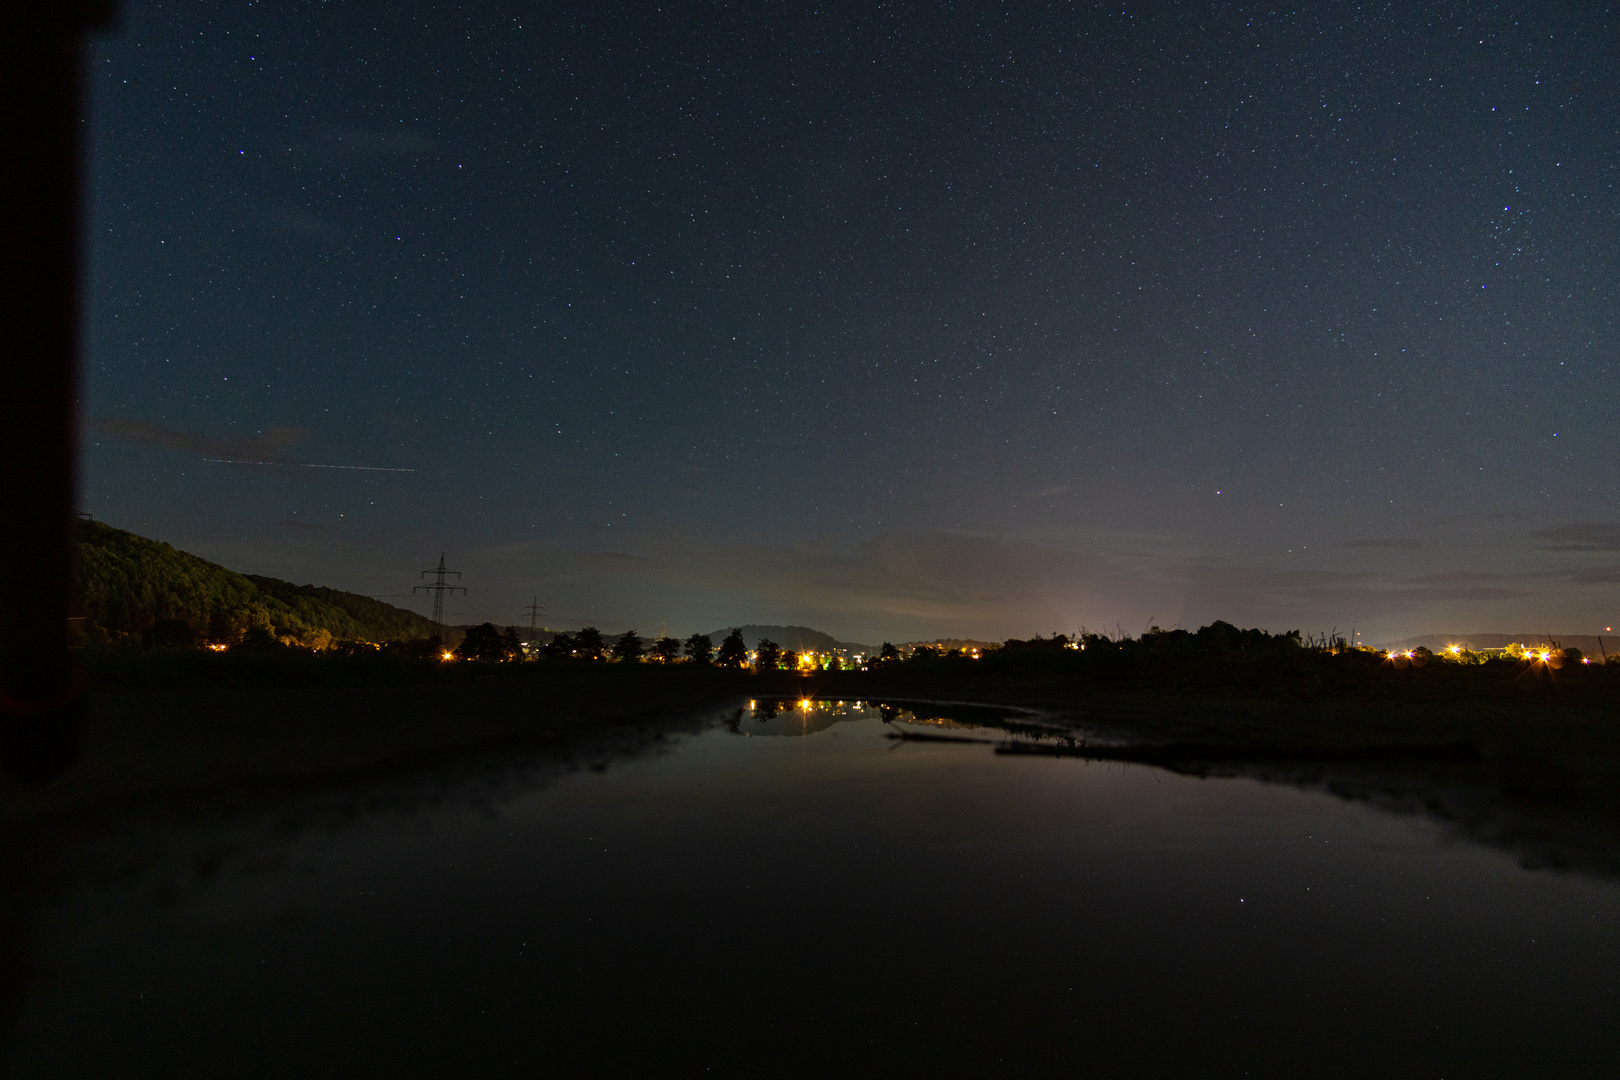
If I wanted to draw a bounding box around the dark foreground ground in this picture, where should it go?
[1,665,757,827]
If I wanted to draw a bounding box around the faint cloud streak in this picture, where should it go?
[91,417,306,461]
[315,123,443,162]
[1533,523,1620,552]
[1337,537,1423,550]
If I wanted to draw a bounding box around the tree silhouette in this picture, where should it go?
[575,626,606,661]
[716,628,747,668]
[613,629,644,663]
[878,642,901,664]
[389,635,443,661]
[501,625,523,660]
[543,631,576,659]
[683,632,713,664]
[239,625,284,651]
[755,639,782,672]
[456,622,506,662]
[650,636,682,663]
[780,648,799,672]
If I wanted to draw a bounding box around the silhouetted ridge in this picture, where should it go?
[75,519,434,646]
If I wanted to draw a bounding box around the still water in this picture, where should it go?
[10,701,1620,1077]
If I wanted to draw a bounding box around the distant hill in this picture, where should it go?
[705,624,875,656]
[1375,633,1618,657]
[76,519,437,646]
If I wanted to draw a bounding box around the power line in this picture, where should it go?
[413,553,466,639]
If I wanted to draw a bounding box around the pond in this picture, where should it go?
[8,700,1620,1077]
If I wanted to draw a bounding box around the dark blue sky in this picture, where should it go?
[85,1,1620,643]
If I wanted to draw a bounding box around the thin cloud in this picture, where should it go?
[538,531,1497,638]
[1409,571,1504,585]
[91,418,306,461]
[467,528,1584,642]
[1563,565,1620,584]
[1337,538,1423,550]
[317,123,443,160]
[1532,523,1620,552]
[1387,585,1524,602]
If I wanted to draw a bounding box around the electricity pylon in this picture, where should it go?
[524,596,545,638]
[414,553,465,639]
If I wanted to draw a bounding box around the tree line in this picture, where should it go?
[456,625,752,667]
[454,624,875,671]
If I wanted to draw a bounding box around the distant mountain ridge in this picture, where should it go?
[76,519,437,646]
[704,624,875,656]
[1375,633,1618,657]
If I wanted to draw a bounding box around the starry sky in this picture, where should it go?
[84,1,1620,644]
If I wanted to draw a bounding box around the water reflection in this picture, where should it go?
[740,697,1044,736]
[6,703,1620,1077]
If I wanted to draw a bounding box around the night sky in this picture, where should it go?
[84,2,1620,644]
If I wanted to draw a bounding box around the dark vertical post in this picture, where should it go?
[0,4,116,778]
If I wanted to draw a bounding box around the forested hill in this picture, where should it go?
[76,520,435,647]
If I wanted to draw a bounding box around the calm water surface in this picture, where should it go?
[10,702,1620,1077]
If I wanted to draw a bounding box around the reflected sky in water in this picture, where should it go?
[11,704,1620,1077]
